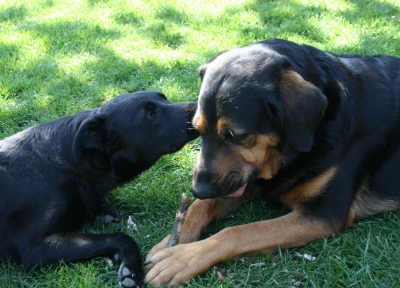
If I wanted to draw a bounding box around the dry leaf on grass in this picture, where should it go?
[294,252,316,261]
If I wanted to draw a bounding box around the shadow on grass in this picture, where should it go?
[244,0,400,53]
[335,0,400,53]
[1,0,399,131]
[112,4,187,49]
[0,4,27,23]
[237,0,328,43]
[2,0,399,132]
[0,17,191,132]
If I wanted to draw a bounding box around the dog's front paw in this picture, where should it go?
[144,235,170,271]
[145,241,214,287]
[118,261,143,288]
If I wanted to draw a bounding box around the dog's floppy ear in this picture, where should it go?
[198,63,208,81]
[266,70,328,152]
[73,112,119,165]
[198,51,227,81]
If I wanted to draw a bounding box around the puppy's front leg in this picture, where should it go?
[22,232,142,288]
[145,211,334,287]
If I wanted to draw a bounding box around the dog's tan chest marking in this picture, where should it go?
[281,167,337,208]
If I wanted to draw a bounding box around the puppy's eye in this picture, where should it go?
[148,111,156,119]
[145,103,156,119]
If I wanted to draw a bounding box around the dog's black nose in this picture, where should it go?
[192,166,216,199]
[192,186,215,199]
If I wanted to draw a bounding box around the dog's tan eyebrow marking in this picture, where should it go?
[216,118,233,135]
[194,112,207,135]
[216,118,246,137]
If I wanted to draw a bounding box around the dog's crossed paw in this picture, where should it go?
[118,261,143,288]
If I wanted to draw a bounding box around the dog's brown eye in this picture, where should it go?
[148,111,156,119]
[228,133,248,144]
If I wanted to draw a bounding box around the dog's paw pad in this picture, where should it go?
[102,214,119,225]
[118,263,142,288]
[120,277,138,288]
[100,202,121,226]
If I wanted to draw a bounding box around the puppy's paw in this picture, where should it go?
[100,202,120,226]
[118,261,143,288]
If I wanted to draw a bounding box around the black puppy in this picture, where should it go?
[0,91,198,287]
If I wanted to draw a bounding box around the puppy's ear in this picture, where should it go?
[73,113,119,165]
[266,70,327,152]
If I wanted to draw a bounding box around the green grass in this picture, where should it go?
[1,0,400,287]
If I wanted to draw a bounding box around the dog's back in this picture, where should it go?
[145,39,400,287]
[0,112,105,263]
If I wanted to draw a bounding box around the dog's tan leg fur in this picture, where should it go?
[180,196,249,243]
[145,196,248,267]
[145,210,334,287]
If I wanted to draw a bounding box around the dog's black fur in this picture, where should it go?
[0,91,198,287]
[145,39,400,287]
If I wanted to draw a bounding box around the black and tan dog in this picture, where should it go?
[0,91,198,287]
[145,39,400,286]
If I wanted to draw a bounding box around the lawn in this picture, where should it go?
[1,0,400,287]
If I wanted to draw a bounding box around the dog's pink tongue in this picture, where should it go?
[227,183,247,197]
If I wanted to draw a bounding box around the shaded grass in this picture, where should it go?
[1,0,400,287]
